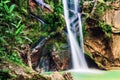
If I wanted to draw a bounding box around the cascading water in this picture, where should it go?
[62,0,88,69]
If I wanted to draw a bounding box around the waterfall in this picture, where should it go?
[62,0,88,69]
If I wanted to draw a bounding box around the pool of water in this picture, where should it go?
[42,70,120,80]
[72,70,120,80]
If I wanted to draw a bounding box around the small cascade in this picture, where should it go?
[62,0,88,69]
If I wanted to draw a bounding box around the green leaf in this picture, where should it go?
[98,0,105,3]
[0,3,3,6]
[4,4,9,13]
[15,24,25,35]
[23,36,33,42]
[41,32,49,36]
[2,69,9,73]
[3,0,10,4]
[9,4,15,13]
[0,37,8,45]
[11,20,21,28]
[16,20,22,28]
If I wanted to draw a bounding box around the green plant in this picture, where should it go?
[82,0,114,39]
[99,21,112,38]
[44,13,65,32]
[0,0,26,44]
[0,69,10,80]
[26,68,31,74]
[0,0,30,66]
[9,51,23,65]
[82,22,87,37]
[93,2,109,20]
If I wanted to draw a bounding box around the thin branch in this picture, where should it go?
[30,12,45,25]
[91,0,98,15]
[34,0,53,12]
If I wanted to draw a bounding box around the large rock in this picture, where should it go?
[50,72,64,80]
[103,2,120,33]
[103,5,120,60]
[84,27,113,68]
[111,34,120,59]
[84,1,120,69]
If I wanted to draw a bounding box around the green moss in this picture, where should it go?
[98,21,112,38]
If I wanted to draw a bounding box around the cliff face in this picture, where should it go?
[84,0,120,69]
[103,2,120,59]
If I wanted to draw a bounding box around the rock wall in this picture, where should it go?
[84,1,120,69]
[84,27,113,69]
[103,10,120,33]
[111,34,120,59]
[103,3,120,60]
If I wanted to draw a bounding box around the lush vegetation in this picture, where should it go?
[0,0,26,65]
[0,0,119,79]
[82,0,113,38]
[0,0,115,65]
[0,0,65,63]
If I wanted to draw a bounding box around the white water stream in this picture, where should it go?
[62,0,88,69]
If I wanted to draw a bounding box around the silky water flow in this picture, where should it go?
[62,0,88,69]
